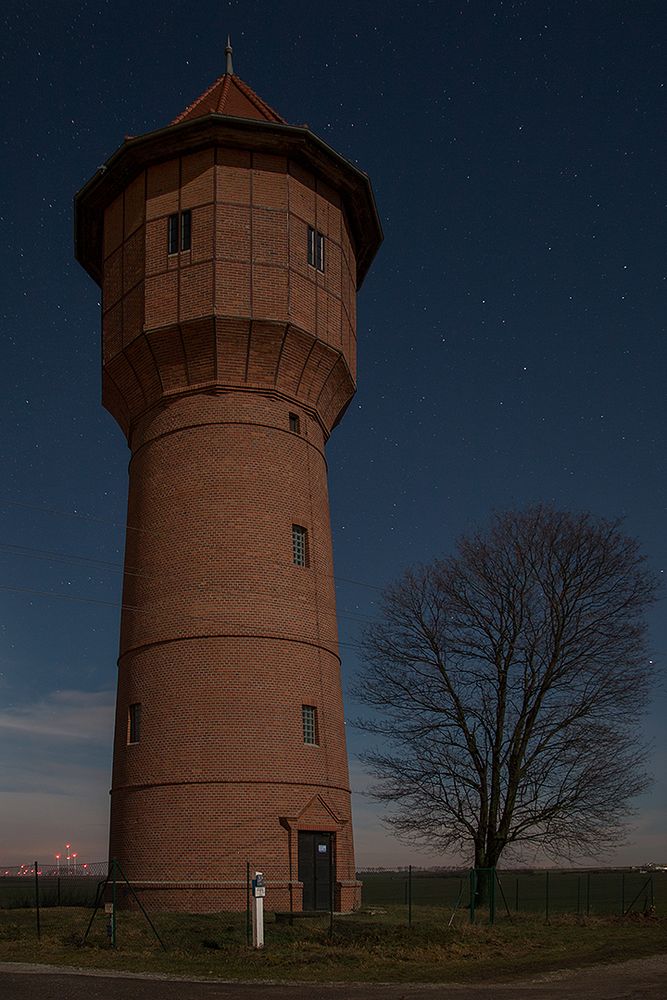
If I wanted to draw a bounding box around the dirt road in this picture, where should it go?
[1,954,666,999]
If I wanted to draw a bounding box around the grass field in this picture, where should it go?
[0,905,666,983]
[0,877,99,909]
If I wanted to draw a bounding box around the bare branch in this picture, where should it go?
[355,505,659,869]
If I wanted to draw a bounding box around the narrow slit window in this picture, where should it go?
[302,705,318,745]
[128,703,141,745]
[307,226,325,272]
[307,225,316,267]
[180,209,191,251]
[168,214,179,255]
[168,211,192,253]
[289,412,301,434]
[292,524,307,567]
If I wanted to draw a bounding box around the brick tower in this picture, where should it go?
[74,48,381,913]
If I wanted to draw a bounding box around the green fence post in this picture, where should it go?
[408,864,412,927]
[586,871,591,916]
[246,861,251,946]
[545,870,550,923]
[621,872,625,916]
[489,868,496,925]
[495,870,513,922]
[515,876,519,913]
[328,840,334,940]
[469,869,476,924]
[111,859,117,948]
[34,862,41,940]
[576,875,581,915]
[623,876,654,917]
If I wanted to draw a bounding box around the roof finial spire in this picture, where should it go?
[225,35,234,76]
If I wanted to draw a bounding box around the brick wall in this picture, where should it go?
[102,147,357,437]
[102,139,363,912]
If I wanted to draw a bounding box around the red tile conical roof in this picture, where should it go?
[171,71,286,126]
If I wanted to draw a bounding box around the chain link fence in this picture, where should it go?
[357,867,661,922]
[0,861,661,931]
[0,861,107,909]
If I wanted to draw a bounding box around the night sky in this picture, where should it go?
[1,0,665,869]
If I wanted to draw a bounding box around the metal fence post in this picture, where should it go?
[408,865,412,927]
[495,870,513,922]
[621,872,626,916]
[586,871,591,916]
[469,869,476,924]
[515,876,519,913]
[489,868,496,925]
[329,839,334,940]
[111,859,117,947]
[545,870,550,923]
[34,862,40,940]
[576,875,581,915]
[246,862,251,946]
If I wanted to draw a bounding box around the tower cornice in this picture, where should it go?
[75,114,382,290]
[102,317,357,441]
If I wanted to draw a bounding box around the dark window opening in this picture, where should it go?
[180,209,191,251]
[128,703,141,744]
[307,225,325,272]
[168,210,192,254]
[168,214,179,255]
[289,412,301,434]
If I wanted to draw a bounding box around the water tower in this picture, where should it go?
[74,45,381,911]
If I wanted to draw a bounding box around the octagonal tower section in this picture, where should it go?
[75,65,382,912]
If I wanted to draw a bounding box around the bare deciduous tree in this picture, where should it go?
[357,506,658,875]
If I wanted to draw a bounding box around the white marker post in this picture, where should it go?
[251,871,265,949]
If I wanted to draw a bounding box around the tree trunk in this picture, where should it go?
[473,847,501,909]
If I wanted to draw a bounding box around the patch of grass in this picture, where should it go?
[0,906,665,983]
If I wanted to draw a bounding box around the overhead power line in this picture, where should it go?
[0,584,139,612]
[0,583,364,654]
[0,497,385,593]
[0,539,379,624]
[0,579,376,627]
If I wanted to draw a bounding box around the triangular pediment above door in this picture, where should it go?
[280,792,348,831]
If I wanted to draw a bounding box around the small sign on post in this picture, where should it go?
[251,871,265,949]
